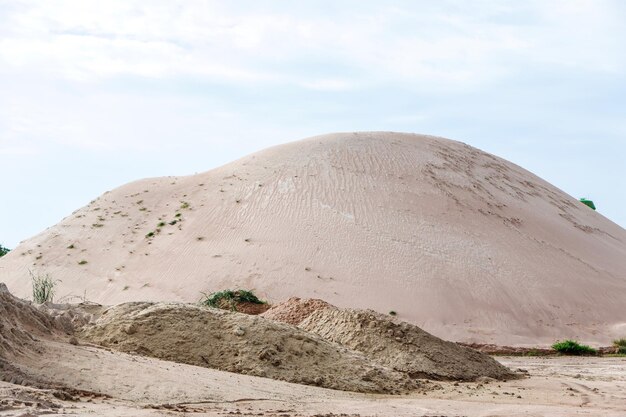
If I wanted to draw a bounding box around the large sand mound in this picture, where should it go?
[79,302,418,394]
[299,308,515,381]
[2,132,625,345]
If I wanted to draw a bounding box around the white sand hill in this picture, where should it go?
[1,132,624,345]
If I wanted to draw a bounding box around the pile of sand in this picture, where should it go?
[4,132,625,346]
[299,308,516,381]
[0,283,61,357]
[0,283,77,387]
[79,302,418,394]
[261,297,335,325]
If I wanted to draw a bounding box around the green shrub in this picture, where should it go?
[30,271,57,303]
[552,340,597,355]
[0,244,9,257]
[78,260,88,265]
[200,289,265,311]
[613,338,626,354]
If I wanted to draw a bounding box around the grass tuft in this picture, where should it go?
[30,270,57,303]
[552,340,597,355]
[613,338,626,354]
[200,289,265,311]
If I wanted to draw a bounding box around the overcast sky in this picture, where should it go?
[1,0,625,248]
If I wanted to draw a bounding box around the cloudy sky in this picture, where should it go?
[1,0,625,248]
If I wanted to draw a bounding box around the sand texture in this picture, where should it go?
[1,132,625,345]
[79,302,418,394]
[1,284,625,416]
[261,297,335,325]
[299,308,516,381]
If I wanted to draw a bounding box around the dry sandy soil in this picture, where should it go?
[1,132,625,346]
[2,346,625,417]
[2,284,625,417]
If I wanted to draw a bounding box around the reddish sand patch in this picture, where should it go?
[261,297,335,325]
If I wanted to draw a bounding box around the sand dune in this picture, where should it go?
[1,132,624,345]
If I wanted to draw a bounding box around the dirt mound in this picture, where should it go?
[0,283,64,357]
[79,302,418,394]
[213,299,271,315]
[0,283,81,388]
[261,297,335,325]
[299,308,517,381]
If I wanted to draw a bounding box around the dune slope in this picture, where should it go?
[1,132,625,345]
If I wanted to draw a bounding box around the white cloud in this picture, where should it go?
[1,1,622,89]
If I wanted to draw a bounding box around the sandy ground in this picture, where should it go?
[2,132,625,346]
[1,340,624,416]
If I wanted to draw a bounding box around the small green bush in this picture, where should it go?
[613,338,626,354]
[78,260,88,265]
[30,271,57,303]
[552,340,597,355]
[0,244,9,257]
[200,289,265,311]
[389,310,397,316]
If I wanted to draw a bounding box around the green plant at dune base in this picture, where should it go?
[200,289,266,311]
[0,244,9,257]
[552,340,597,356]
[30,270,57,303]
[613,338,626,354]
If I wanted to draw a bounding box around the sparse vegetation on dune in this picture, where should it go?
[0,244,9,257]
[552,340,597,355]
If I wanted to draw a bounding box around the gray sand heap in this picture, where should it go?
[0,283,60,357]
[299,308,516,381]
[79,302,419,394]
